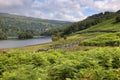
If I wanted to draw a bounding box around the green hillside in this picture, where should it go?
[56,11,117,37]
[50,10,120,47]
[0,13,72,36]
[80,18,120,33]
[76,11,120,46]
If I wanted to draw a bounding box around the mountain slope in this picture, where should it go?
[0,13,72,36]
[55,10,120,38]
[80,17,120,33]
[50,10,120,48]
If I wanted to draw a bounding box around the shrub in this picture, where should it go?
[63,35,67,40]
[0,31,7,40]
[112,54,120,68]
[0,48,120,80]
[116,15,120,23]
[52,35,60,41]
[48,65,77,80]
[81,33,120,46]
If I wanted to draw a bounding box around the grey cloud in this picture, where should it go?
[94,0,120,12]
[32,0,86,21]
[0,0,119,21]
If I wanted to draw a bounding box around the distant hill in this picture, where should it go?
[56,10,120,37]
[0,13,72,36]
[51,10,120,42]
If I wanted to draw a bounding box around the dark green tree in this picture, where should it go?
[116,15,120,23]
[18,32,33,39]
[0,31,7,40]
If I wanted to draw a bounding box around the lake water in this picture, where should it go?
[0,37,52,49]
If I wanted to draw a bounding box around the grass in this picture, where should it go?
[79,18,120,33]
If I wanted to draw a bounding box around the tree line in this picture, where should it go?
[0,13,71,37]
[0,31,34,40]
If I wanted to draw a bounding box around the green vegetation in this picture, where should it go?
[18,33,33,39]
[0,48,120,80]
[0,31,7,40]
[52,10,120,40]
[80,18,120,32]
[116,15,120,23]
[53,11,117,37]
[0,10,120,80]
[0,13,72,36]
[81,32,120,46]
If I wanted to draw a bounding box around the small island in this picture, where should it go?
[18,32,33,39]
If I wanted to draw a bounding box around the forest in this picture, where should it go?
[0,13,72,37]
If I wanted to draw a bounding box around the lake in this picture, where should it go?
[0,37,52,49]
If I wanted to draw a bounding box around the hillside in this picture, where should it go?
[74,11,120,46]
[79,18,120,33]
[0,13,72,36]
[55,10,120,38]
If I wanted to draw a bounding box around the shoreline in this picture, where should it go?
[0,41,53,51]
[0,37,52,50]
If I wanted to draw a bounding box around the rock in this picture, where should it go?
[35,48,48,53]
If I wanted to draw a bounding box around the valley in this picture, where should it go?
[0,10,120,80]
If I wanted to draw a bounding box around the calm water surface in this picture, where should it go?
[0,37,52,49]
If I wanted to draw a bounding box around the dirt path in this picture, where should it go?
[35,37,94,52]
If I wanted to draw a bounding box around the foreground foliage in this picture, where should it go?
[81,32,120,46]
[0,47,120,80]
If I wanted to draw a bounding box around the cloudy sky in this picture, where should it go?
[0,0,120,21]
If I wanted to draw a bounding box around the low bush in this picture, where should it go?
[0,48,120,79]
[81,32,120,46]
[116,15,120,23]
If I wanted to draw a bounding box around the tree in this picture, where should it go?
[116,15,120,23]
[0,31,7,40]
[18,32,33,39]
